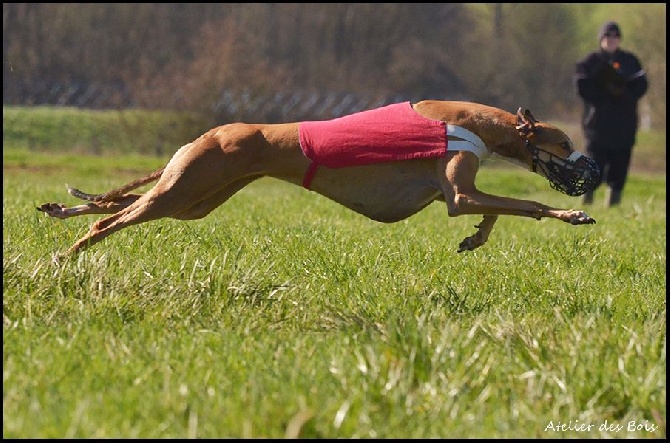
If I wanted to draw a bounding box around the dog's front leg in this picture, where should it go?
[440,154,595,252]
[457,215,498,252]
[452,191,596,224]
[452,192,595,252]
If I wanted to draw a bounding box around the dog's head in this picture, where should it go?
[516,108,600,196]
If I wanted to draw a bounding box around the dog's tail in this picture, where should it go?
[67,167,165,202]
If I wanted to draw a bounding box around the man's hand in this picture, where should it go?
[604,81,625,96]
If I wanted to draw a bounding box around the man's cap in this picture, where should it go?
[599,21,622,41]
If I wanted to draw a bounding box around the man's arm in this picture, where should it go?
[625,53,649,101]
[575,54,610,103]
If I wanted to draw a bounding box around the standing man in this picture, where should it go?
[575,21,648,207]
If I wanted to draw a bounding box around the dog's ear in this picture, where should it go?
[516,107,538,137]
[524,109,538,124]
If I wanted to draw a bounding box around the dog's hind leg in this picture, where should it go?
[37,194,142,219]
[58,121,302,256]
[64,176,259,255]
[64,190,180,255]
[171,177,259,220]
[37,167,165,219]
[63,175,251,255]
[63,142,261,254]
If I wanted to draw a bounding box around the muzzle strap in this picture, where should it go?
[567,151,584,162]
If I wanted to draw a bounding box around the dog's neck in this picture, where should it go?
[411,101,531,168]
[464,112,530,169]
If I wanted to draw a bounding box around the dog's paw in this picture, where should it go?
[36,203,69,219]
[567,210,596,225]
[457,235,483,253]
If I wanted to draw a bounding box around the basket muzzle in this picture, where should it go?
[526,141,601,196]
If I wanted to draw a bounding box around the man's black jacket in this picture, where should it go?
[575,48,648,149]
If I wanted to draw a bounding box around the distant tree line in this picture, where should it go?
[3,3,665,129]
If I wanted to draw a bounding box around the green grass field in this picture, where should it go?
[3,107,666,438]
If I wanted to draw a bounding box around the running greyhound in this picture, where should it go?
[37,100,600,257]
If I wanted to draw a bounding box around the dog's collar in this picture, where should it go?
[447,125,489,159]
